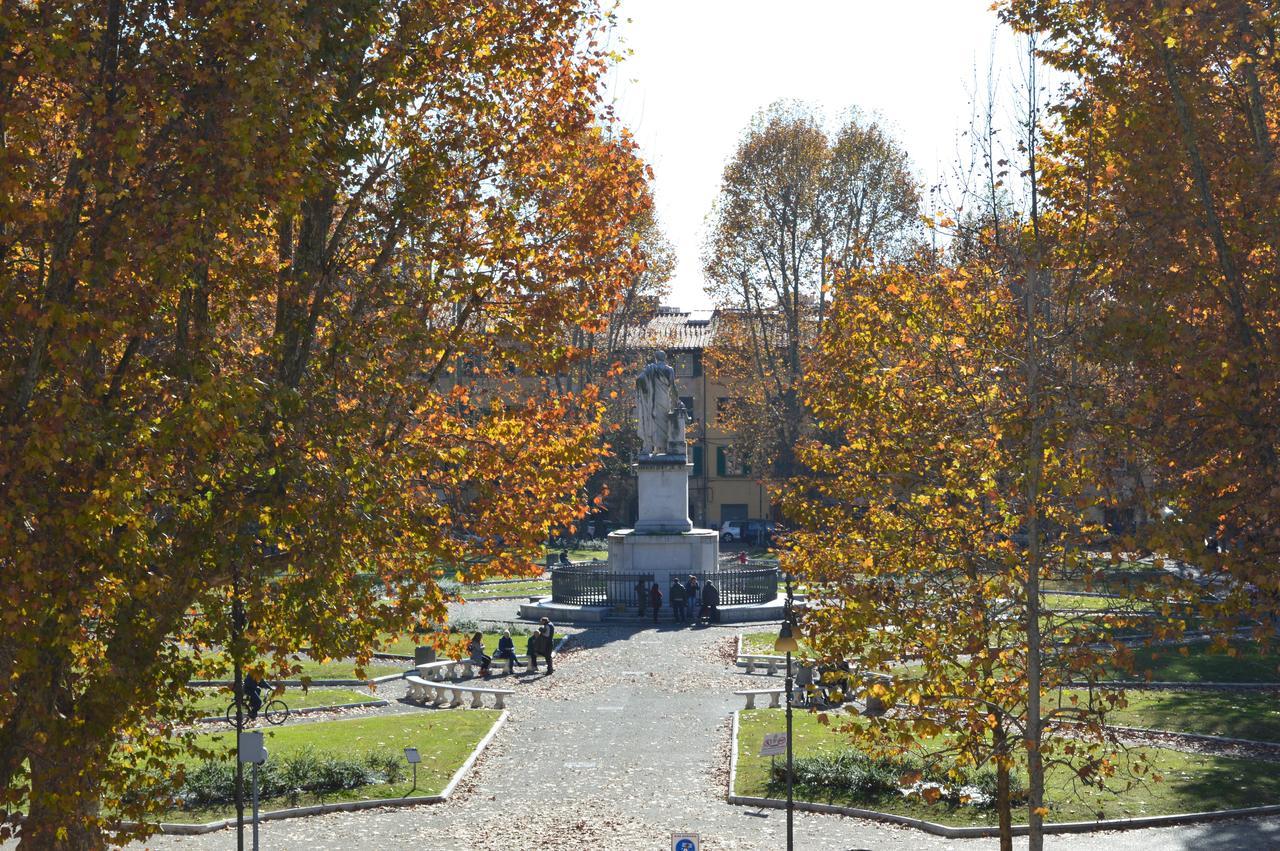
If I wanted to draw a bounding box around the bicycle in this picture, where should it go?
[225,688,289,727]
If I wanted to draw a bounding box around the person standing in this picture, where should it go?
[635,577,648,618]
[536,617,555,674]
[737,550,748,565]
[669,577,686,622]
[649,581,663,623]
[701,578,719,623]
[686,575,700,623]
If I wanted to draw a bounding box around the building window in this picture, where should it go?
[717,397,741,425]
[690,350,703,377]
[716,446,751,477]
[680,396,695,419]
[691,445,704,477]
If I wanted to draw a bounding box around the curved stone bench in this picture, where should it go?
[417,657,514,683]
[417,660,457,681]
[405,675,513,709]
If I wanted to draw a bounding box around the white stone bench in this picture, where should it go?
[417,660,457,681]
[734,688,784,709]
[454,657,514,677]
[405,676,514,709]
[736,654,795,676]
[417,656,515,682]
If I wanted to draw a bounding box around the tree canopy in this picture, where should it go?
[0,1,649,846]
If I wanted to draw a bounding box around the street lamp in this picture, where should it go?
[774,574,799,851]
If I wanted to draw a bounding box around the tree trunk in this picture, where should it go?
[21,727,107,850]
[994,722,1013,851]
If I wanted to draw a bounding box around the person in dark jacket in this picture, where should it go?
[635,577,648,617]
[494,629,520,673]
[669,577,686,622]
[649,581,663,623]
[530,617,555,673]
[686,575,700,623]
[701,579,719,623]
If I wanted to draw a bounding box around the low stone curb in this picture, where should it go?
[194,699,390,724]
[725,710,1280,838]
[1069,681,1280,691]
[134,709,509,835]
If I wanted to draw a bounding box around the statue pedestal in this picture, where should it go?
[604,454,720,592]
[632,457,693,534]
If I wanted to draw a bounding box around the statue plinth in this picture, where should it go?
[632,456,693,534]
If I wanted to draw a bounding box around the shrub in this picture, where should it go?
[175,747,404,809]
[772,750,913,803]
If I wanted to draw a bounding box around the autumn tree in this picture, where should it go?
[1000,0,1280,612]
[0,2,648,847]
[704,101,920,480]
[779,42,1195,848]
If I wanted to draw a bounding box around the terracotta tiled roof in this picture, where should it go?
[617,307,717,351]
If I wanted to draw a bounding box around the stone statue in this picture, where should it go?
[635,350,680,457]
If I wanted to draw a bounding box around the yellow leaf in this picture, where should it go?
[1034,806,1049,817]
[1165,35,1177,48]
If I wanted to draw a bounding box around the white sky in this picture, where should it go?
[606,0,1023,309]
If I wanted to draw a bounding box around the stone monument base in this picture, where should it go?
[606,528,719,587]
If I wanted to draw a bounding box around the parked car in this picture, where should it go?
[720,519,774,545]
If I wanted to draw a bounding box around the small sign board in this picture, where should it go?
[238,730,267,764]
[671,833,700,851]
[759,732,788,757]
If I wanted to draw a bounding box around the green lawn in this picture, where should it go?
[457,580,550,600]
[1042,593,1158,613]
[189,687,375,716]
[1058,688,1280,742]
[166,711,499,822]
[1111,641,1280,683]
[192,654,406,682]
[736,709,1280,826]
[741,631,803,656]
[544,546,608,562]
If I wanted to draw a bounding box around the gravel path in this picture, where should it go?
[127,618,1280,850]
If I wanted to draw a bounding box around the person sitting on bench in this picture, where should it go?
[494,629,521,673]
[468,632,491,677]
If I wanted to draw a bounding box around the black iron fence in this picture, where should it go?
[550,566,780,608]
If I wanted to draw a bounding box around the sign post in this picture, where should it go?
[759,732,788,757]
[671,833,700,851]
[238,731,268,851]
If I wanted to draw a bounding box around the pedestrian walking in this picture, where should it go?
[669,577,686,622]
[649,581,663,623]
[635,577,647,617]
[686,575,700,623]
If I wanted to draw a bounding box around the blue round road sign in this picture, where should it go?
[675,840,696,851]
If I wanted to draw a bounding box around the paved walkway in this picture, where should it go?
[136,619,1280,850]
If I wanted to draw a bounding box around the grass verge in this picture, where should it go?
[189,687,375,716]
[1055,688,1280,742]
[163,710,499,823]
[735,709,1280,826]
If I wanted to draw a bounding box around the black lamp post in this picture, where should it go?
[774,574,799,851]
